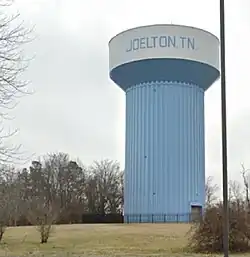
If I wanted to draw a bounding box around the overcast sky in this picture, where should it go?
[4,0,250,191]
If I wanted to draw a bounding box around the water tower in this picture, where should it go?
[109,25,220,222]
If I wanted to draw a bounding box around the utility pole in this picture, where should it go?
[219,0,229,256]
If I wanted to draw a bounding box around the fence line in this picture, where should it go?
[124,213,195,223]
[80,213,199,224]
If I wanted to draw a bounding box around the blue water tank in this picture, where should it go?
[109,24,220,222]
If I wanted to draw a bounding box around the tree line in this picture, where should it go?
[2,151,249,228]
[0,153,124,227]
[0,151,249,244]
[1,150,249,227]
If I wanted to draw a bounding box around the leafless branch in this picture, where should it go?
[205,176,219,206]
[0,3,34,164]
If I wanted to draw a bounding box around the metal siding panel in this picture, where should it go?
[124,81,205,221]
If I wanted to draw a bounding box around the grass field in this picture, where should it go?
[0,223,192,256]
[2,224,249,257]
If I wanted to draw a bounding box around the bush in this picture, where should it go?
[188,201,250,253]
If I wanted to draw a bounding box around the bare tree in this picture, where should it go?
[89,160,123,214]
[0,165,22,240]
[0,1,33,163]
[229,180,242,202]
[0,184,11,241]
[228,179,245,214]
[1,166,24,226]
[241,163,250,210]
[26,161,61,243]
[205,176,219,206]
[28,197,60,243]
[43,153,87,223]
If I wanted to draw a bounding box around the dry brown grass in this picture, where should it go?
[0,223,191,256]
[2,223,249,257]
